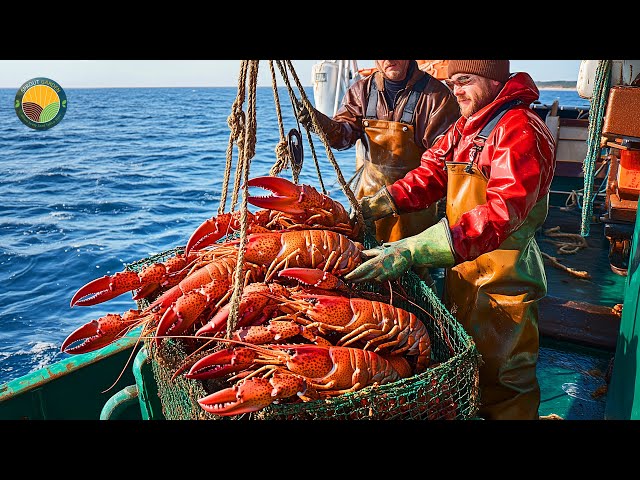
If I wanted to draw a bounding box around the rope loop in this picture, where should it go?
[270,140,292,176]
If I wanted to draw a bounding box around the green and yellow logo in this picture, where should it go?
[14,77,67,130]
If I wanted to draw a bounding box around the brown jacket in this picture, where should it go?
[325,61,460,151]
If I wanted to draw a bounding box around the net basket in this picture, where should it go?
[128,237,481,420]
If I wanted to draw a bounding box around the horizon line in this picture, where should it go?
[0,81,578,90]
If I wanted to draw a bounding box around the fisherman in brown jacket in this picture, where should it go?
[298,60,460,287]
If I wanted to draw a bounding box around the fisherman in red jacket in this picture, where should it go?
[298,60,460,289]
[345,60,557,420]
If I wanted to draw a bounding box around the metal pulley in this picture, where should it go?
[288,128,303,177]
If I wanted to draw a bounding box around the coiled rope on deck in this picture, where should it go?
[541,226,591,279]
[580,60,611,237]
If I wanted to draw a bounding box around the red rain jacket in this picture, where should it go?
[386,72,556,262]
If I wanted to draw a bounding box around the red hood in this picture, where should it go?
[458,71,540,133]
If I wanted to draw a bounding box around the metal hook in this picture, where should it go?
[288,128,304,170]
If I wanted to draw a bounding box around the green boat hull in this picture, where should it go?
[0,332,164,420]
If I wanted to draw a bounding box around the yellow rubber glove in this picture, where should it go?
[344,218,455,283]
[350,186,399,232]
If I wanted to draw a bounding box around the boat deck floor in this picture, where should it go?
[433,201,626,420]
[535,204,625,419]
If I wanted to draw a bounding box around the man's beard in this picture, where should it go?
[459,88,495,118]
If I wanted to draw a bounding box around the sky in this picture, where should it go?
[0,60,584,89]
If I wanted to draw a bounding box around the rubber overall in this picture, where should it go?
[443,160,546,420]
[353,76,439,283]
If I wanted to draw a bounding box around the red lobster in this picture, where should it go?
[184,176,357,256]
[69,251,200,308]
[62,230,364,354]
[155,229,363,343]
[187,342,413,416]
[197,268,432,374]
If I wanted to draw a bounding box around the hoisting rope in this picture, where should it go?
[267,61,297,182]
[216,60,365,335]
[267,60,323,191]
[580,60,612,237]
[219,60,260,335]
[274,60,326,193]
[280,59,365,231]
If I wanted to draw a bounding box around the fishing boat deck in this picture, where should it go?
[431,195,625,420]
[535,202,624,419]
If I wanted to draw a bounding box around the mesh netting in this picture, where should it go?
[127,237,481,420]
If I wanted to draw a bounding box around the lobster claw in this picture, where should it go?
[197,372,307,416]
[246,176,308,215]
[154,289,208,346]
[70,255,193,308]
[60,311,143,354]
[185,347,258,380]
[278,267,347,291]
[185,212,240,257]
[70,272,142,307]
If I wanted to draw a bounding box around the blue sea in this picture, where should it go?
[0,86,589,385]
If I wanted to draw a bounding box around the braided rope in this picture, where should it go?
[273,60,311,184]
[272,61,325,192]
[282,60,365,232]
[227,60,259,334]
[581,60,611,237]
[267,60,294,179]
[221,61,248,215]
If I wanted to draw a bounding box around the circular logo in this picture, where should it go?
[14,77,67,130]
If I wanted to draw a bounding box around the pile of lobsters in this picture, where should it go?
[63,176,436,416]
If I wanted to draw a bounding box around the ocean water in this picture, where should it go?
[0,86,588,385]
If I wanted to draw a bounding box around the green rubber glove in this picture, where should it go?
[344,218,455,283]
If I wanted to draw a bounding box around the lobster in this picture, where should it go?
[63,230,364,354]
[155,229,363,343]
[184,175,357,256]
[196,267,432,374]
[187,342,413,416]
[60,309,162,354]
[69,250,200,308]
[196,271,431,373]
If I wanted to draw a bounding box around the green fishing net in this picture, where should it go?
[128,233,481,420]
